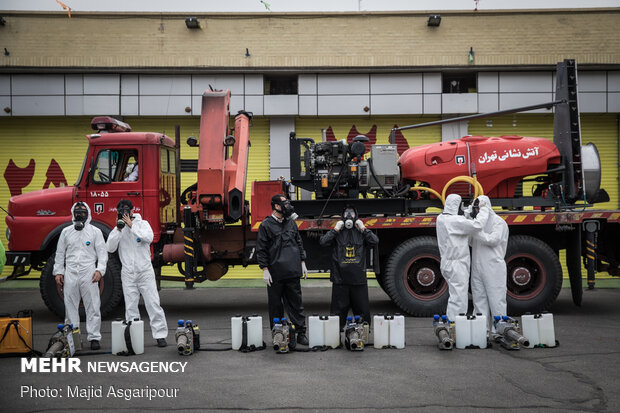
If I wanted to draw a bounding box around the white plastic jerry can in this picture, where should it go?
[246,315,264,348]
[323,316,340,349]
[129,319,144,355]
[308,315,324,348]
[373,315,390,349]
[454,314,470,349]
[388,314,406,349]
[469,314,487,349]
[521,314,539,348]
[538,313,556,347]
[111,319,125,355]
[111,318,144,355]
[231,315,243,350]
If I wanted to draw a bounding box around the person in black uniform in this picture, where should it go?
[256,194,309,345]
[320,206,379,329]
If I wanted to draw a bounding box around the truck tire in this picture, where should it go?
[384,236,448,316]
[505,235,563,315]
[40,253,124,320]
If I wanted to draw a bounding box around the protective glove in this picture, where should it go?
[334,220,344,232]
[262,268,272,287]
[301,261,308,280]
[463,205,473,219]
[355,219,366,232]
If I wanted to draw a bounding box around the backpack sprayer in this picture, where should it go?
[493,316,530,350]
[272,317,296,353]
[175,319,200,356]
[44,323,80,358]
[433,315,454,350]
[344,316,369,351]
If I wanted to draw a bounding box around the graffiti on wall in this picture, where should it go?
[324,124,412,155]
[4,159,67,196]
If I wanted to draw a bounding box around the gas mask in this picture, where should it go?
[343,208,357,230]
[116,205,133,229]
[274,199,295,219]
[73,204,88,231]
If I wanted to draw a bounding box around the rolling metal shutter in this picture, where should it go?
[0,116,93,277]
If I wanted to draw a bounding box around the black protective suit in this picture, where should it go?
[320,226,379,328]
[257,215,307,329]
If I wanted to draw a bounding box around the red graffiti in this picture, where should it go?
[325,125,378,155]
[324,124,414,155]
[391,126,411,156]
[4,159,36,196]
[42,159,68,189]
[4,158,68,196]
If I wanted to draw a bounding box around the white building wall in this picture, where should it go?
[0,71,616,117]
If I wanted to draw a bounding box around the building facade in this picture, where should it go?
[1,9,619,277]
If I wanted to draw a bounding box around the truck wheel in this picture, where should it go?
[40,253,124,319]
[505,235,562,315]
[384,236,448,316]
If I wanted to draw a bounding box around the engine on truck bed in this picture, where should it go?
[289,133,401,199]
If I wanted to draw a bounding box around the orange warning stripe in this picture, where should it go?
[250,210,620,231]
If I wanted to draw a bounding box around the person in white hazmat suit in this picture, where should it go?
[470,195,509,331]
[54,202,107,350]
[106,199,168,347]
[436,194,490,322]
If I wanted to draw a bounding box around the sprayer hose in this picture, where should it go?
[407,175,485,206]
[441,175,485,202]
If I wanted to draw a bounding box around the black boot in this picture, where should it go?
[90,340,100,350]
[296,329,309,346]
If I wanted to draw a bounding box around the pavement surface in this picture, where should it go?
[1,283,619,412]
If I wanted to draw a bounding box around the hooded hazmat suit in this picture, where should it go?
[106,213,168,340]
[53,202,107,341]
[470,196,509,326]
[435,194,490,322]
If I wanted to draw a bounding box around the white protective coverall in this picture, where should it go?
[106,213,168,339]
[470,195,509,326]
[436,194,490,322]
[53,203,107,341]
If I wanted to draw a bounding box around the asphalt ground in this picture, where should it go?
[1,281,619,412]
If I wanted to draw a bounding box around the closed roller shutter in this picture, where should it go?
[0,116,93,277]
[581,114,618,210]
[468,113,619,280]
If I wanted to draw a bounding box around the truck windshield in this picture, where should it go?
[75,148,88,186]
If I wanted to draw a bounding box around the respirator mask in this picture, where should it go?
[116,205,133,229]
[73,203,88,231]
[343,208,357,230]
[273,198,295,219]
